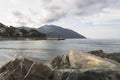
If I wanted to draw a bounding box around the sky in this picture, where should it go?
[0,0,120,39]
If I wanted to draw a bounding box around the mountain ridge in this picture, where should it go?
[37,25,86,39]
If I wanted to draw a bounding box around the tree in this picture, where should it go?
[27,29,46,38]
[20,29,28,37]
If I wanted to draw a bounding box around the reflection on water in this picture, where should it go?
[0,39,120,65]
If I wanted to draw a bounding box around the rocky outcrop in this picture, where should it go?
[69,50,119,69]
[88,49,105,57]
[106,53,120,63]
[52,69,120,80]
[51,50,119,69]
[51,50,120,80]
[0,50,120,80]
[88,50,120,63]
[0,58,52,80]
[51,55,70,68]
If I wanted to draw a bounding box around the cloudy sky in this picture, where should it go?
[0,0,120,39]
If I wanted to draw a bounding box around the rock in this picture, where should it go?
[88,49,106,57]
[106,53,120,63]
[51,50,120,80]
[88,50,120,63]
[51,55,70,68]
[0,58,52,80]
[52,69,120,80]
[69,50,119,69]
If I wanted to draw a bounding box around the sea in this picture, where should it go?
[0,39,120,66]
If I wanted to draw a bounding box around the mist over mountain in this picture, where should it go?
[37,25,86,39]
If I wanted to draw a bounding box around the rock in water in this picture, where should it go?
[0,58,52,80]
[69,50,119,69]
[51,55,70,68]
[88,50,120,63]
[88,49,106,57]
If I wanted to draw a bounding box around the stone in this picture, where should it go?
[69,50,119,69]
[106,53,120,63]
[88,49,106,57]
[51,55,70,68]
[51,50,120,80]
[88,50,120,63]
[0,58,52,80]
[52,69,120,80]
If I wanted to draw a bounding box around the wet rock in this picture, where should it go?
[88,49,106,57]
[51,55,70,68]
[0,58,52,80]
[88,50,120,63]
[106,53,120,63]
[69,50,119,69]
[52,69,120,80]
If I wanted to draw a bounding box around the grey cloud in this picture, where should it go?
[12,0,120,26]
[40,0,120,22]
[71,0,119,15]
[12,11,34,26]
[12,11,25,19]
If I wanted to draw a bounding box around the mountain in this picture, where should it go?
[18,26,32,31]
[37,25,86,39]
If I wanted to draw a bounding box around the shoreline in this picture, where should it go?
[0,38,67,41]
[0,38,47,41]
[0,50,119,80]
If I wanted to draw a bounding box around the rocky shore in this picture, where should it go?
[0,50,120,80]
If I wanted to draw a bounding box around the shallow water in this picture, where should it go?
[0,39,120,65]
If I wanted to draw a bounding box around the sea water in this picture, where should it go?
[0,39,120,66]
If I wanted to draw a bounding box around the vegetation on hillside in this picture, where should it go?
[0,23,46,39]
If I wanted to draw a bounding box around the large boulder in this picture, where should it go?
[52,69,120,80]
[51,55,70,68]
[0,58,52,80]
[69,50,119,69]
[51,50,120,80]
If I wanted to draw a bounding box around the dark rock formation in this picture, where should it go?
[37,25,86,39]
[52,69,120,80]
[88,49,105,57]
[0,58,52,80]
[88,50,120,63]
[106,53,120,63]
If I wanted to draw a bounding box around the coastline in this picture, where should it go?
[0,37,67,41]
[0,38,47,41]
[0,50,119,80]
